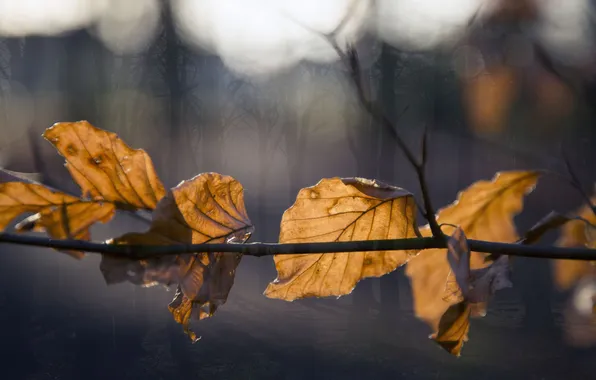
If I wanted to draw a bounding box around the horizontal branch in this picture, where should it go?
[0,232,595,261]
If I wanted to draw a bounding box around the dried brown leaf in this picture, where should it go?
[446,227,471,300]
[0,182,114,258]
[407,171,538,334]
[432,302,471,357]
[265,177,419,301]
[554,196,596,290]
[439,228,512,354]
[44,120,165,209]
[102,173,253,341]
[519,211,571,245]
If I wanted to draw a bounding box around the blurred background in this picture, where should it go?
[1,0,596,378]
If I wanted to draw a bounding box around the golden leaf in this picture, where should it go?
[554,196,596,290]
[265,177,419,301]
[44,120,165,209]
[101,172,253,340]
[432,302,471,356]
[2,121,167,257]
[406,171,538,333]
[0,182,115,259]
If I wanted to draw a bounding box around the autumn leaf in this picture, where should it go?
[554,196,596,290]
[446,227,471,300]
[44,120,165,209]
[0,182,114,259]
[518,211,572,245]
[101,172,253,341]
[433,302,471,356]
[448,228,512,307]
[432,227,512,355]
[0,121,167,257]
[265,177,419,301]
[406,171,538,336]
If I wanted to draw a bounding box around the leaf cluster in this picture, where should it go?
[1,121,595,356]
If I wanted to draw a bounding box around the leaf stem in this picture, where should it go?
[1,232,594,261]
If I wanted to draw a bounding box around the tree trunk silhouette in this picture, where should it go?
[162,5,186,184]
[199,56,224,173]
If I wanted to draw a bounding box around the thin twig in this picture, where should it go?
[545,169,596,216]
[1,233,595,261]
[560,147,596,216]
[330,42,443,238]
[278,7,443,238]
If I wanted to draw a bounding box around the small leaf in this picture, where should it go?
[169,288,200,343]
[407,171,538,336]
[102,173,253,341]
[468,255,512,318]
[445,228,512,319]
[446,227,471,300]
[432,302,471,356]
[554,195,596,290]
[265,177,419,301]
[0,182,114,259]
[43,120,165,209]
[519,211,571,245]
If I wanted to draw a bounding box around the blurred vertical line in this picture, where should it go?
[377,43,402,322]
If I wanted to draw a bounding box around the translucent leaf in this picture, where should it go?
[406,171,538,352]
[44,120,165,209]
[265,177,419,301]
[0,182,115,258]
[432,302,471,357]
[554,195,596,290]
[102,173,253,340]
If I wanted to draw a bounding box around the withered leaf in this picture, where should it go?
[265,177,419,301]
[407,171,538,336]
[554,196,596,290]
[102,173,253,341]
[439,228,512,354]
[0,182,114,259]
[44,120,165,209]
[446,227,471,301]
[432,302,471,357]
[519,211,572,245]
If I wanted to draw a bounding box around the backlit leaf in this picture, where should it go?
[554,196,596,290]
[265,177,419,301]
[102,172,253,340]
[432,302,471,356]
[43,120,165,209]
[2,121,168,257]
[0,182,114,259]
[436,227,512,355]
[406,171,538,339]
